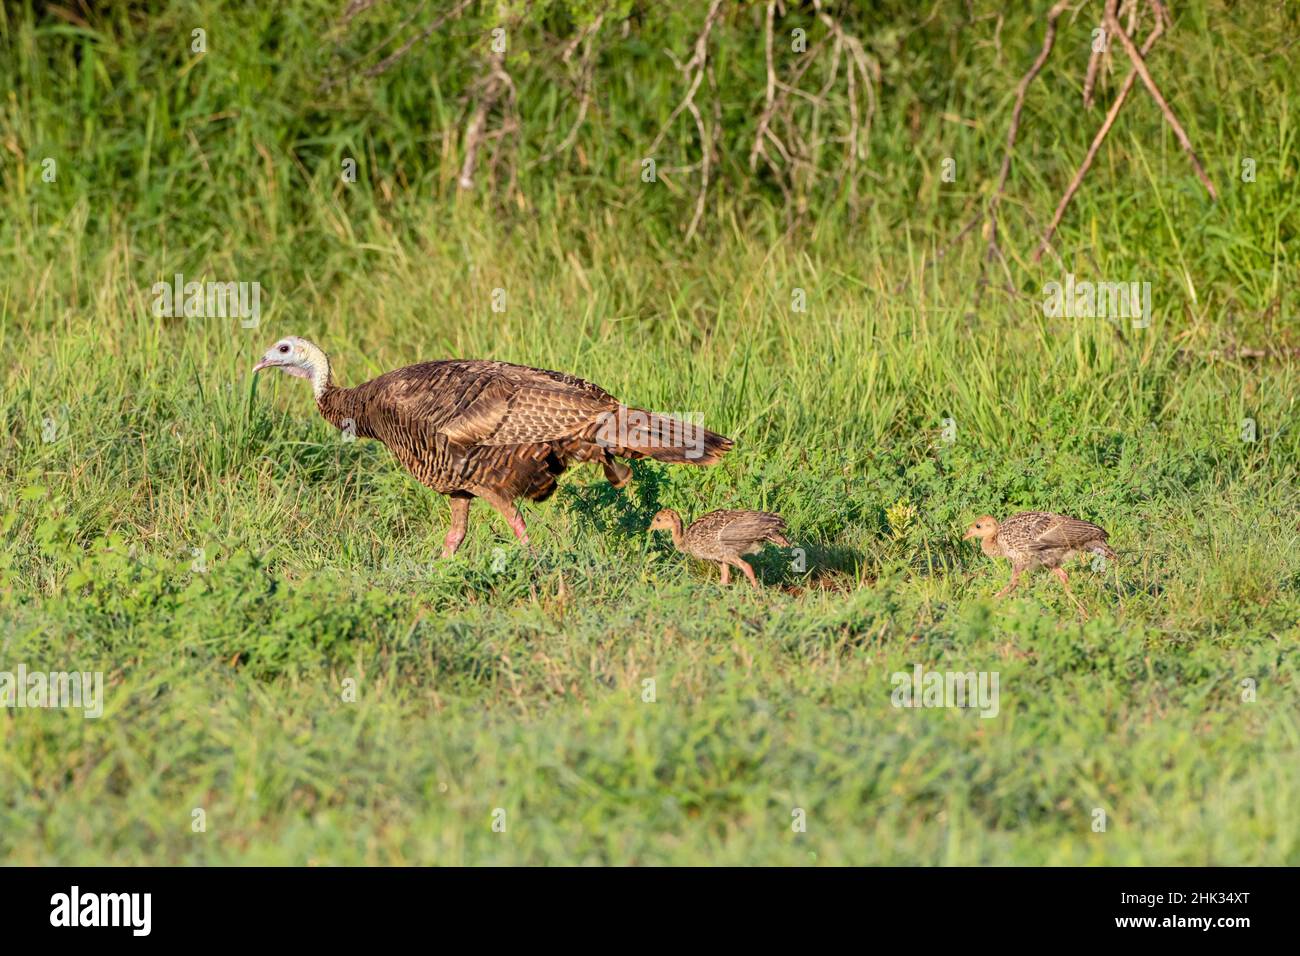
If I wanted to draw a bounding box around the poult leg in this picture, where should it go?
[719,562,731,585]
[994,568,1022,598]
[734,558,759,589]
[1052,566,1089,615]
[441,493,472,558]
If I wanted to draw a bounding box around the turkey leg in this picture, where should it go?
[732,558,759,589]
[994,567,1022,598]
[1052,566,1088,616]
[442,493,472,558]
[482,490,530,547]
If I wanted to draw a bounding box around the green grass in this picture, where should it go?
[1,0,1298,864]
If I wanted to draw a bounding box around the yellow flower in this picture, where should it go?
[886,499,917,541]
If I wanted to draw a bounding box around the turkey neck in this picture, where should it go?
[316,383,359,433]
[667,514,686,550]
[980,533,1004,559]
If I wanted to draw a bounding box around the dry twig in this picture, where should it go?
[978,0,1074,299]
[1082,0,1118,108]
[1034,2,1164,262]
[320,0,475,91]
[1105,0,1218,199]
[459,45,516,191]
[532,13,607,167]
[648,0,726,241]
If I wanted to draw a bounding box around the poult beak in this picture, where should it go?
[961,529,976,540]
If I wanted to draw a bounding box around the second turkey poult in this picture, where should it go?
[253,337,733,556]
[963,511,1116,612]
[648,508,791,588]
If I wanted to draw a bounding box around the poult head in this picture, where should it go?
[647,509,679,533]
[962,515,999,542]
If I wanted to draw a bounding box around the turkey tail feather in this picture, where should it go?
[598,407,733,466]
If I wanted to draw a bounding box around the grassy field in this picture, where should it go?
[1,1,1298,864]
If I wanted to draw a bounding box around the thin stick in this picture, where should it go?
[646,0,725,158]
[459,48,509,191]
[647,0,724,240]
[531,13,606,166]
[749,1,778,171]
[683,90,711,242]
[1082,0,1119,108]
[342,0,474,87]
[1105,1,1218,200]
[988,1,1074,223]
[981,0,1073,297]
[815,0,879,211]
[1033,9,1164,262]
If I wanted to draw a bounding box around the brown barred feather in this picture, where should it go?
[310,355,732,548]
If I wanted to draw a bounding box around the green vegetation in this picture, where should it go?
[1,1,1297,864]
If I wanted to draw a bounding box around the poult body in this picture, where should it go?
[649,508,790,588]
[963,511,1116,611]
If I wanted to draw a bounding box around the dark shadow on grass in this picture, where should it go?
[560,460,668,538]
[1110,577,1165,599]
[561,465,865,589]
[751,541,864,589]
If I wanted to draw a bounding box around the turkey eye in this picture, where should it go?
[278,344,289,353]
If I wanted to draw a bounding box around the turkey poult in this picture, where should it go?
[648,508,791,588]
[963,511,1116,611]
[253,337,733,556]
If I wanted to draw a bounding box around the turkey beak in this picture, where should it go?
[252,358,275,373]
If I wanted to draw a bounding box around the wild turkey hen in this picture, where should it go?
[254,337,733,556]
[963,511,1116,611]
[648,508,790,588]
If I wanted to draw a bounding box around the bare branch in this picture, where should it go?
[647,0,725,158]
[1083,0,1119,108]
[532,13,607,167]
[749,1,778,172]
[648,0,726,240]
[1105,0,1218,200]
[459,46,511,191]
[977,0,1074,299]
[320,0,474,91]
[1035,6,1164,262]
